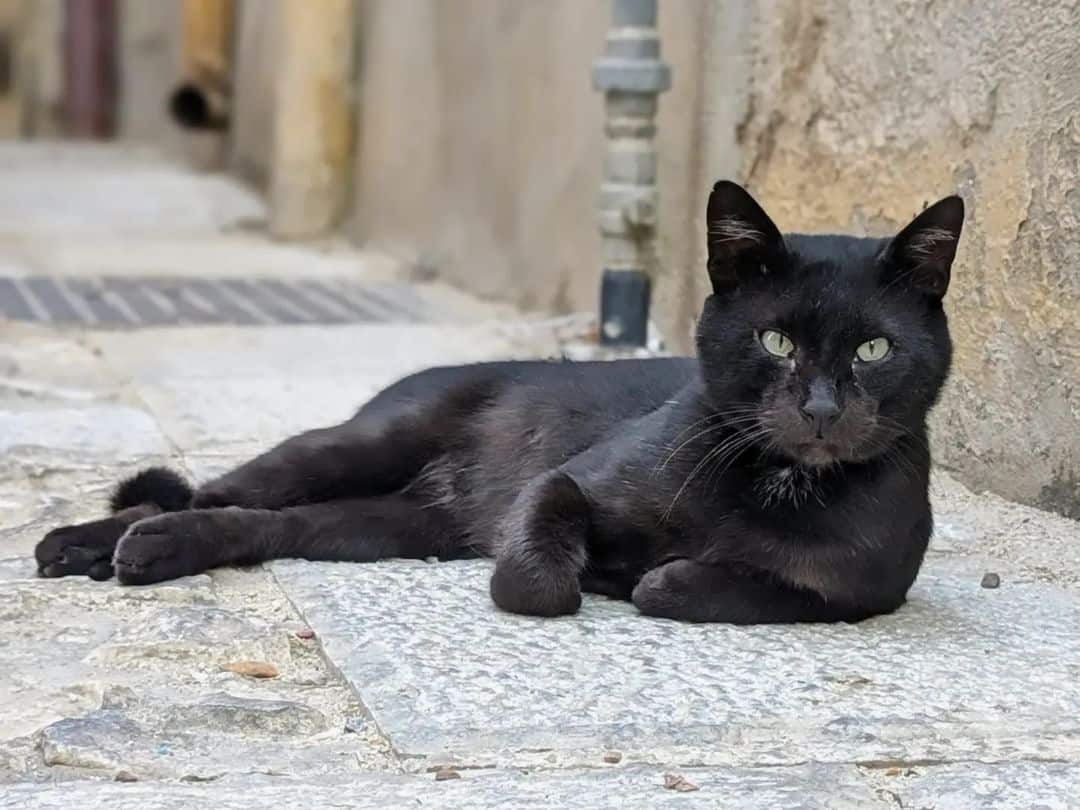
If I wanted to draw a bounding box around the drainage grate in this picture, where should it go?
[0,277,428,327]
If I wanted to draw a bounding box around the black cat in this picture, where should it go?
[36,181,964,624]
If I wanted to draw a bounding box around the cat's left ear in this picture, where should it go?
[885,195,965,298]
[705,181,786,293]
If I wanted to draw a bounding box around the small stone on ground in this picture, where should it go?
[982,572,1002,589]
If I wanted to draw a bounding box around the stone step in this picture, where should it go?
[3,762,1077,809]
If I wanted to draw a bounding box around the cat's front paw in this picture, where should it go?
[36,519,125,580]
[490,552,582,617]
[113,513,211,585]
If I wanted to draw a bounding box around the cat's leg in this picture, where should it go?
[36,468,194,580]
[489,471,590,617]
[40,366,495,577]
[190,416,441,510]
[190,365,498,510]
[111,495,465,585]
[631,559,884,624]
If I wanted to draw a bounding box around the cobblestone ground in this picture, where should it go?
[1,145,1078,808]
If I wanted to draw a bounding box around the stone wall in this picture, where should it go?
[728,0,1079,517]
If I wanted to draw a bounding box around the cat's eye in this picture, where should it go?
[759,329,795,358]
[855,337,891,363]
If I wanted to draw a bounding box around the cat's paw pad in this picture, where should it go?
[36,521,120,580]
[113,515,200,585]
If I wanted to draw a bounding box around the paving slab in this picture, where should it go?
[879,761,1080,809]
[0,327,121,394]
[0,161,265,237]
[271,555,1080,770]
[0,142,165,171]
[0,560,394,782]
[81,323,567,456]
[84,323,565,383]
[0,404,173,463]
[1,233,401,281]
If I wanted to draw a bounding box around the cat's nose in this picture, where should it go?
[800,400,841,437]
[800,379,841,437]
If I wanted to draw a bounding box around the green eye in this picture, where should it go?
[759,329,795,358]
[855,337,891,362]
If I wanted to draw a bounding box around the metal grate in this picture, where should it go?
[0,277,428,327]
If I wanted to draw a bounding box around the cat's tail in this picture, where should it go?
[110,467,194,514]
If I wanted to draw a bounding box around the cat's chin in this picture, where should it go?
[792,442,841,468]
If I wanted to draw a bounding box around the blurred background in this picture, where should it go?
[0,0,1076,519]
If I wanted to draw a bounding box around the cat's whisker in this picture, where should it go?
[663,423,773,519]
[660,406,759,449]
[704,424,772,477]
[860,434,921,486]
[654,423,730,475]
[654,411,764,474]
[703,428,773,489]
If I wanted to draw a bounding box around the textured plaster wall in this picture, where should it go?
[722,0,1079,516]
[650,1,754,355]
[348,0,707,317]
[229,0,281,188]
[348,0,602,310]
[116,0,181,147]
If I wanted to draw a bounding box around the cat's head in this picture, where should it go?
[695,181,963,468]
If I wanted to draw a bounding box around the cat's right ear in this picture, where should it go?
[883,195,964,299]
[705,181,785,293]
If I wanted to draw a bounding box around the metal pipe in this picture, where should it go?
[168,0,232,131]
[169,79,229,130]
[592,0,670,347]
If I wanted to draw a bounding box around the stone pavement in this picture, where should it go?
[2,145,1079,808]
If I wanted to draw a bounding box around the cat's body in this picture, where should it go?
[37,182,964,624]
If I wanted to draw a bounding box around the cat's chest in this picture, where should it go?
[753,465,825,509]
[772,540,865,596]
[745,466,872,596]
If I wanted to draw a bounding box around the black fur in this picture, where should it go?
[37,181,964,625]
